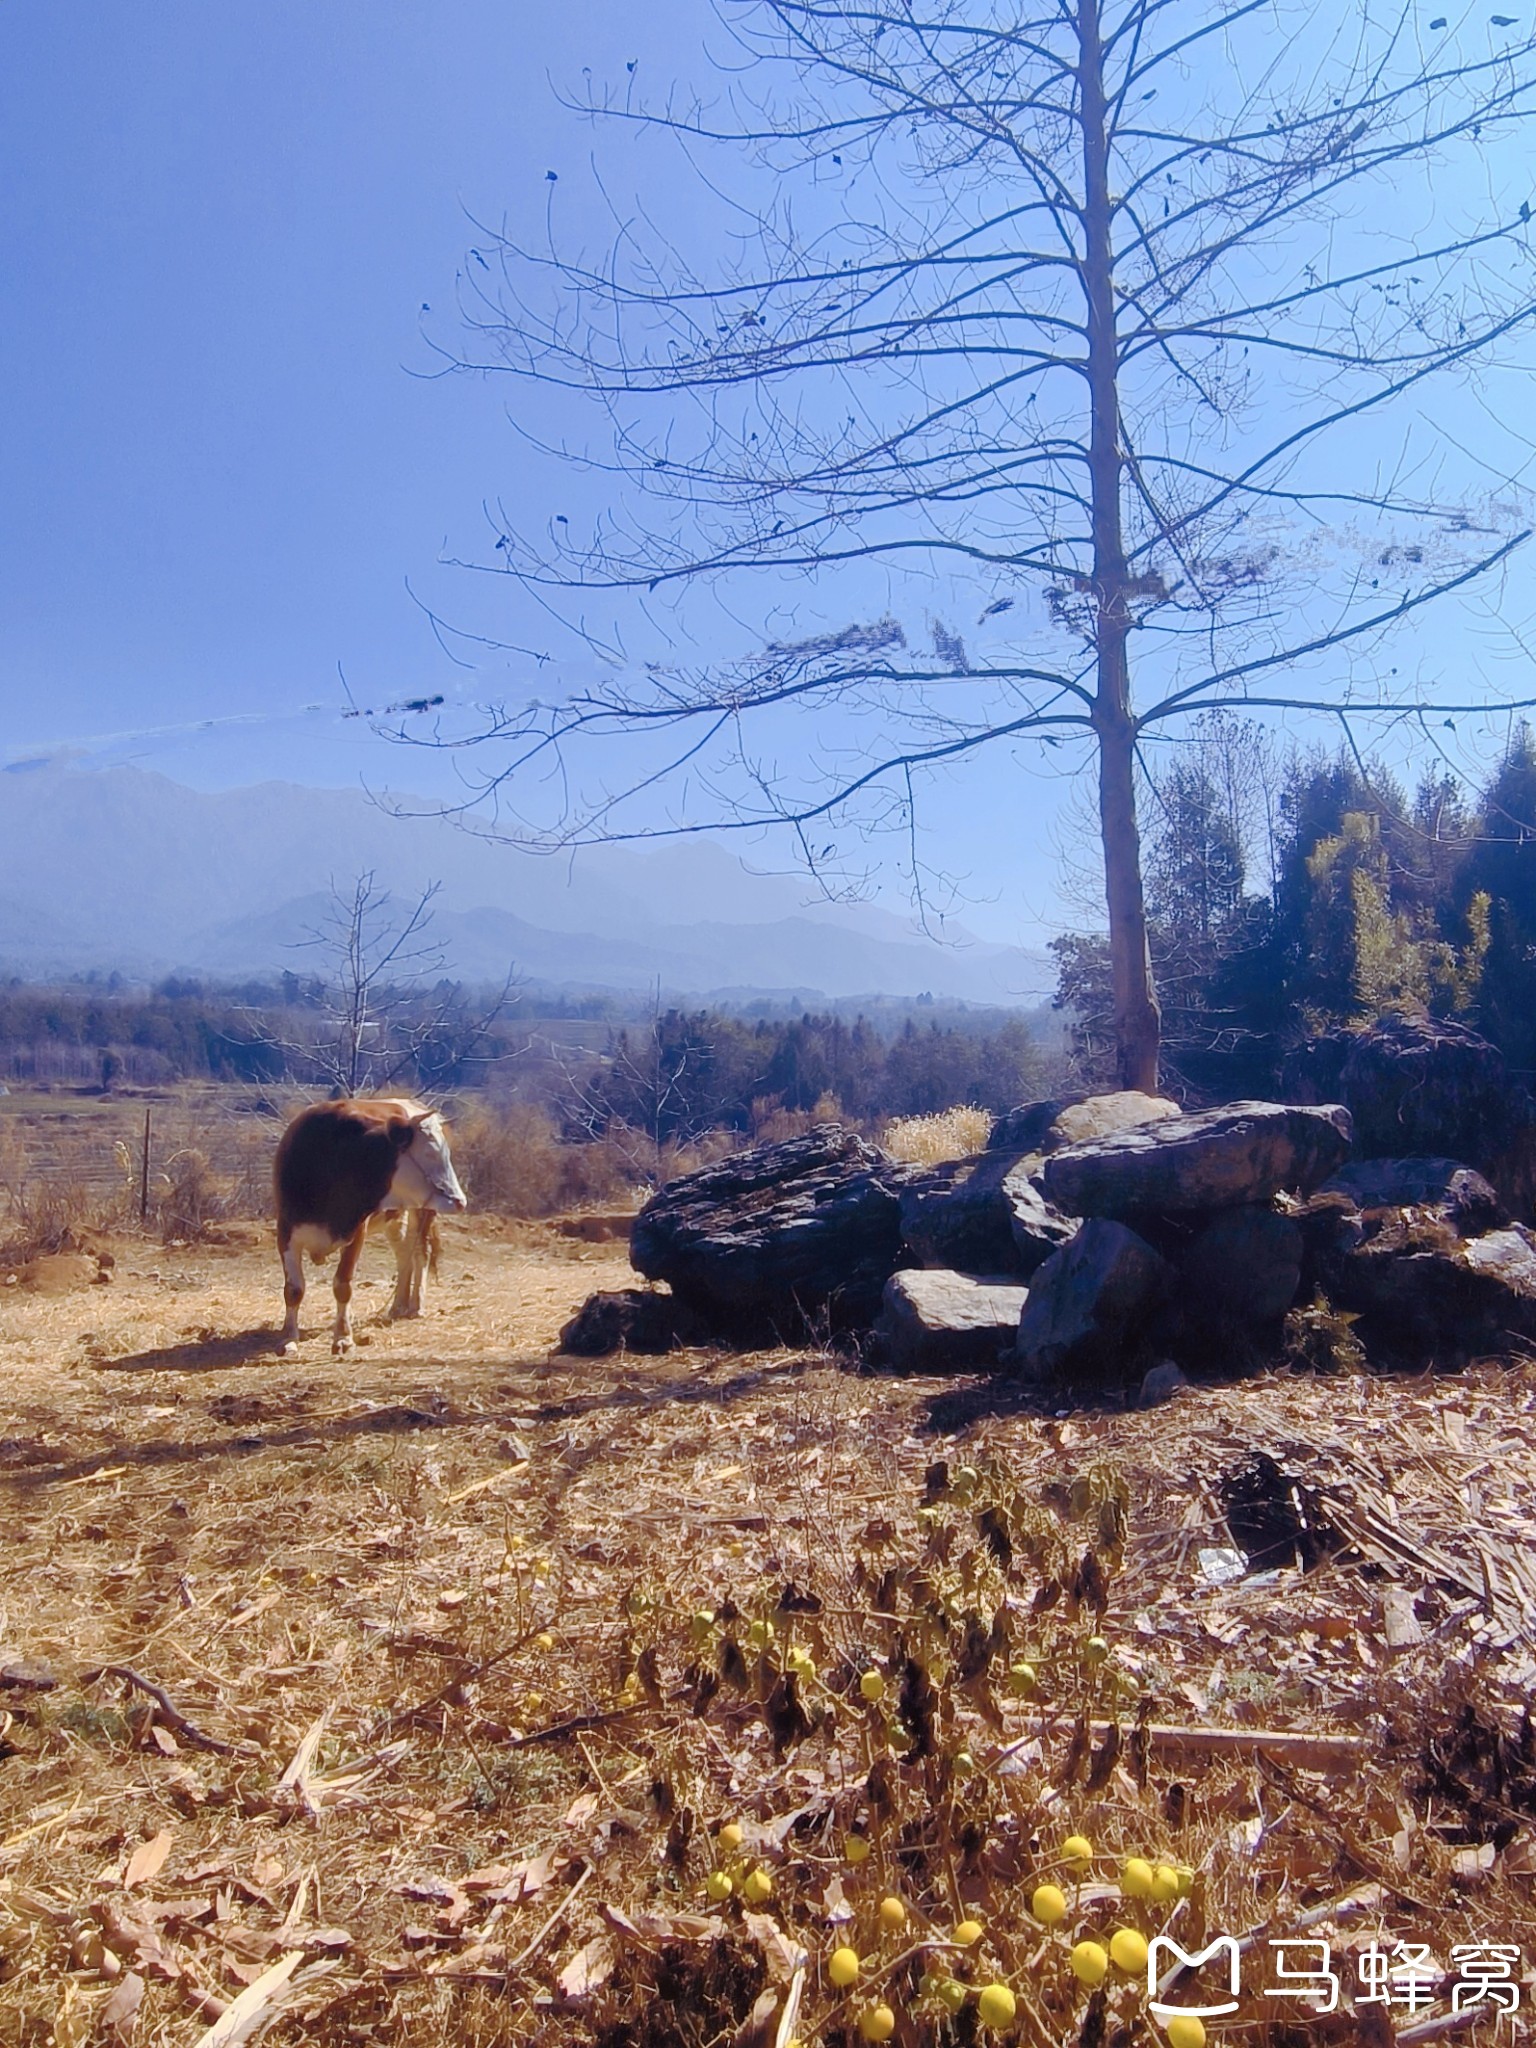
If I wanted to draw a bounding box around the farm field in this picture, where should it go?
[3,1217,1536,2045]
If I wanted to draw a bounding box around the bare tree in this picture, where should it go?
[275,873,519,1095]
[408,0,1536,1088]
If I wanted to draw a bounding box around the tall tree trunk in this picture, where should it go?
[1078,0,1161,1093]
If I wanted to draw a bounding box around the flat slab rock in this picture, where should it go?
[874,1268,1028,1371]
[1041,1101,1353,1219]
[629,1123,910,1329]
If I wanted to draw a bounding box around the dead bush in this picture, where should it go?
[453,1100,639,1217]
[881,1104,993,1163]
[0,1125,126,1261]
[749,1091,848,1146]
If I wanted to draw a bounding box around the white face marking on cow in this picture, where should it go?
[387,1112,467,1214]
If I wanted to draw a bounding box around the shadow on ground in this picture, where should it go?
[1,1352,824,1491]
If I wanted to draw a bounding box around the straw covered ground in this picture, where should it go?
[4,1217,1536,2046]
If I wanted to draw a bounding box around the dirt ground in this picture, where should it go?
[5,1220,1536,2046]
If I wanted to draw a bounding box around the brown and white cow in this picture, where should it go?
[274,1097,466,1354]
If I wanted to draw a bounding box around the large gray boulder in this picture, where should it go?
[629,1124,910,1334]
[1041,1101,1353,1220]
[987,1090,1180,1157]
[899,1153,1077,1277]
[1285,1013,1536,1210]
[1015,1219,1174,1384]
[874,1269,1028,1372]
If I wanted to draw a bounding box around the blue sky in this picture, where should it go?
[2,2,1534,951]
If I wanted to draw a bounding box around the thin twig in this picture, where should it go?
[81,1664,238,1756]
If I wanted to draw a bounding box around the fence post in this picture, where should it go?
[139,1106,151,1222]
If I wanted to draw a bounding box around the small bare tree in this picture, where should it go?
[408,0,1536,1088]
[276,873,518,1095]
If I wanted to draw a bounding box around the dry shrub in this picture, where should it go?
[148,1102,282,1241]
[0,1123,125,1260]
[881,1103,993,1163]
[749,1091,848,1146]
[453,1099,639,1216]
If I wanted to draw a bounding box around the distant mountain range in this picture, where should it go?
[0,762,1053,1006]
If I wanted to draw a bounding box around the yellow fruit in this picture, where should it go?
[705,1870,733,1903]
[1007,1661,1037,1697]
[878,1895,907,1931]
[1031,1883,1067,1926]
[747,1619,774,1649]
[741,1868,773,1905]
[718,1822,744,1853]
[860,1669,887,1703]
[524,1690,543,1712]
[952,1749,976,1775]
[1174,1864,1196,1897]
[952,1918,983,1946]
[1151,1862,1180,1903]
[1070,1940,1109,1986]
[933,1976,968,2014]
[828,1946,861,1989]
[690,1608,716,1643]
[1061,1832,1093,1868]
[1120,1856,1156,1899]
[1165,2019,1206,2048]
[1109,1927,1149,1976]
[535,1630,556,1651]
[859,2003,896,2042]
[787,1646,816,1679]
[845,1835,872,1865]
[977,1983,1016,2029]
[1082,1635,1110,1666]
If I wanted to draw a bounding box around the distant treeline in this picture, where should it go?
[0,973,1059,1130]
[574,1007,1055,1143]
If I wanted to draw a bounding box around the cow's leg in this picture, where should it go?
[279,1229,304,1353]
[385,1212,419,1321]
[331,1224,367,1355]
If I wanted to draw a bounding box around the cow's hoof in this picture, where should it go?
[279,1339,299,1358]
[332,1336,354,1357]
[387,1306,422,1323]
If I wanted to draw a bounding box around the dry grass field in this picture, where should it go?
[4,1204,1536,2046]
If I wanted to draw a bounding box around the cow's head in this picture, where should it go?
[387,1109,467,1213]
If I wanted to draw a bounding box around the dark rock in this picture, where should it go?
[1041,1101,1353,1220]
[1180,1206,1304,1324]
[1318,1158,1506,1236]
[1137,1360,1189,1408]
[1315,1207,1536,1362]
[987,1089,1180,1156]
[873,1269,1028,1372]
[1014,1219,1174,1384]
[1285,1013,1536,1208]
[899,1153,1076,1277]
[629,1123,911,1334]
[557,1288,709,1356]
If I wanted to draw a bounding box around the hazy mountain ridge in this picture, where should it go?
[0,763,1052,1003]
